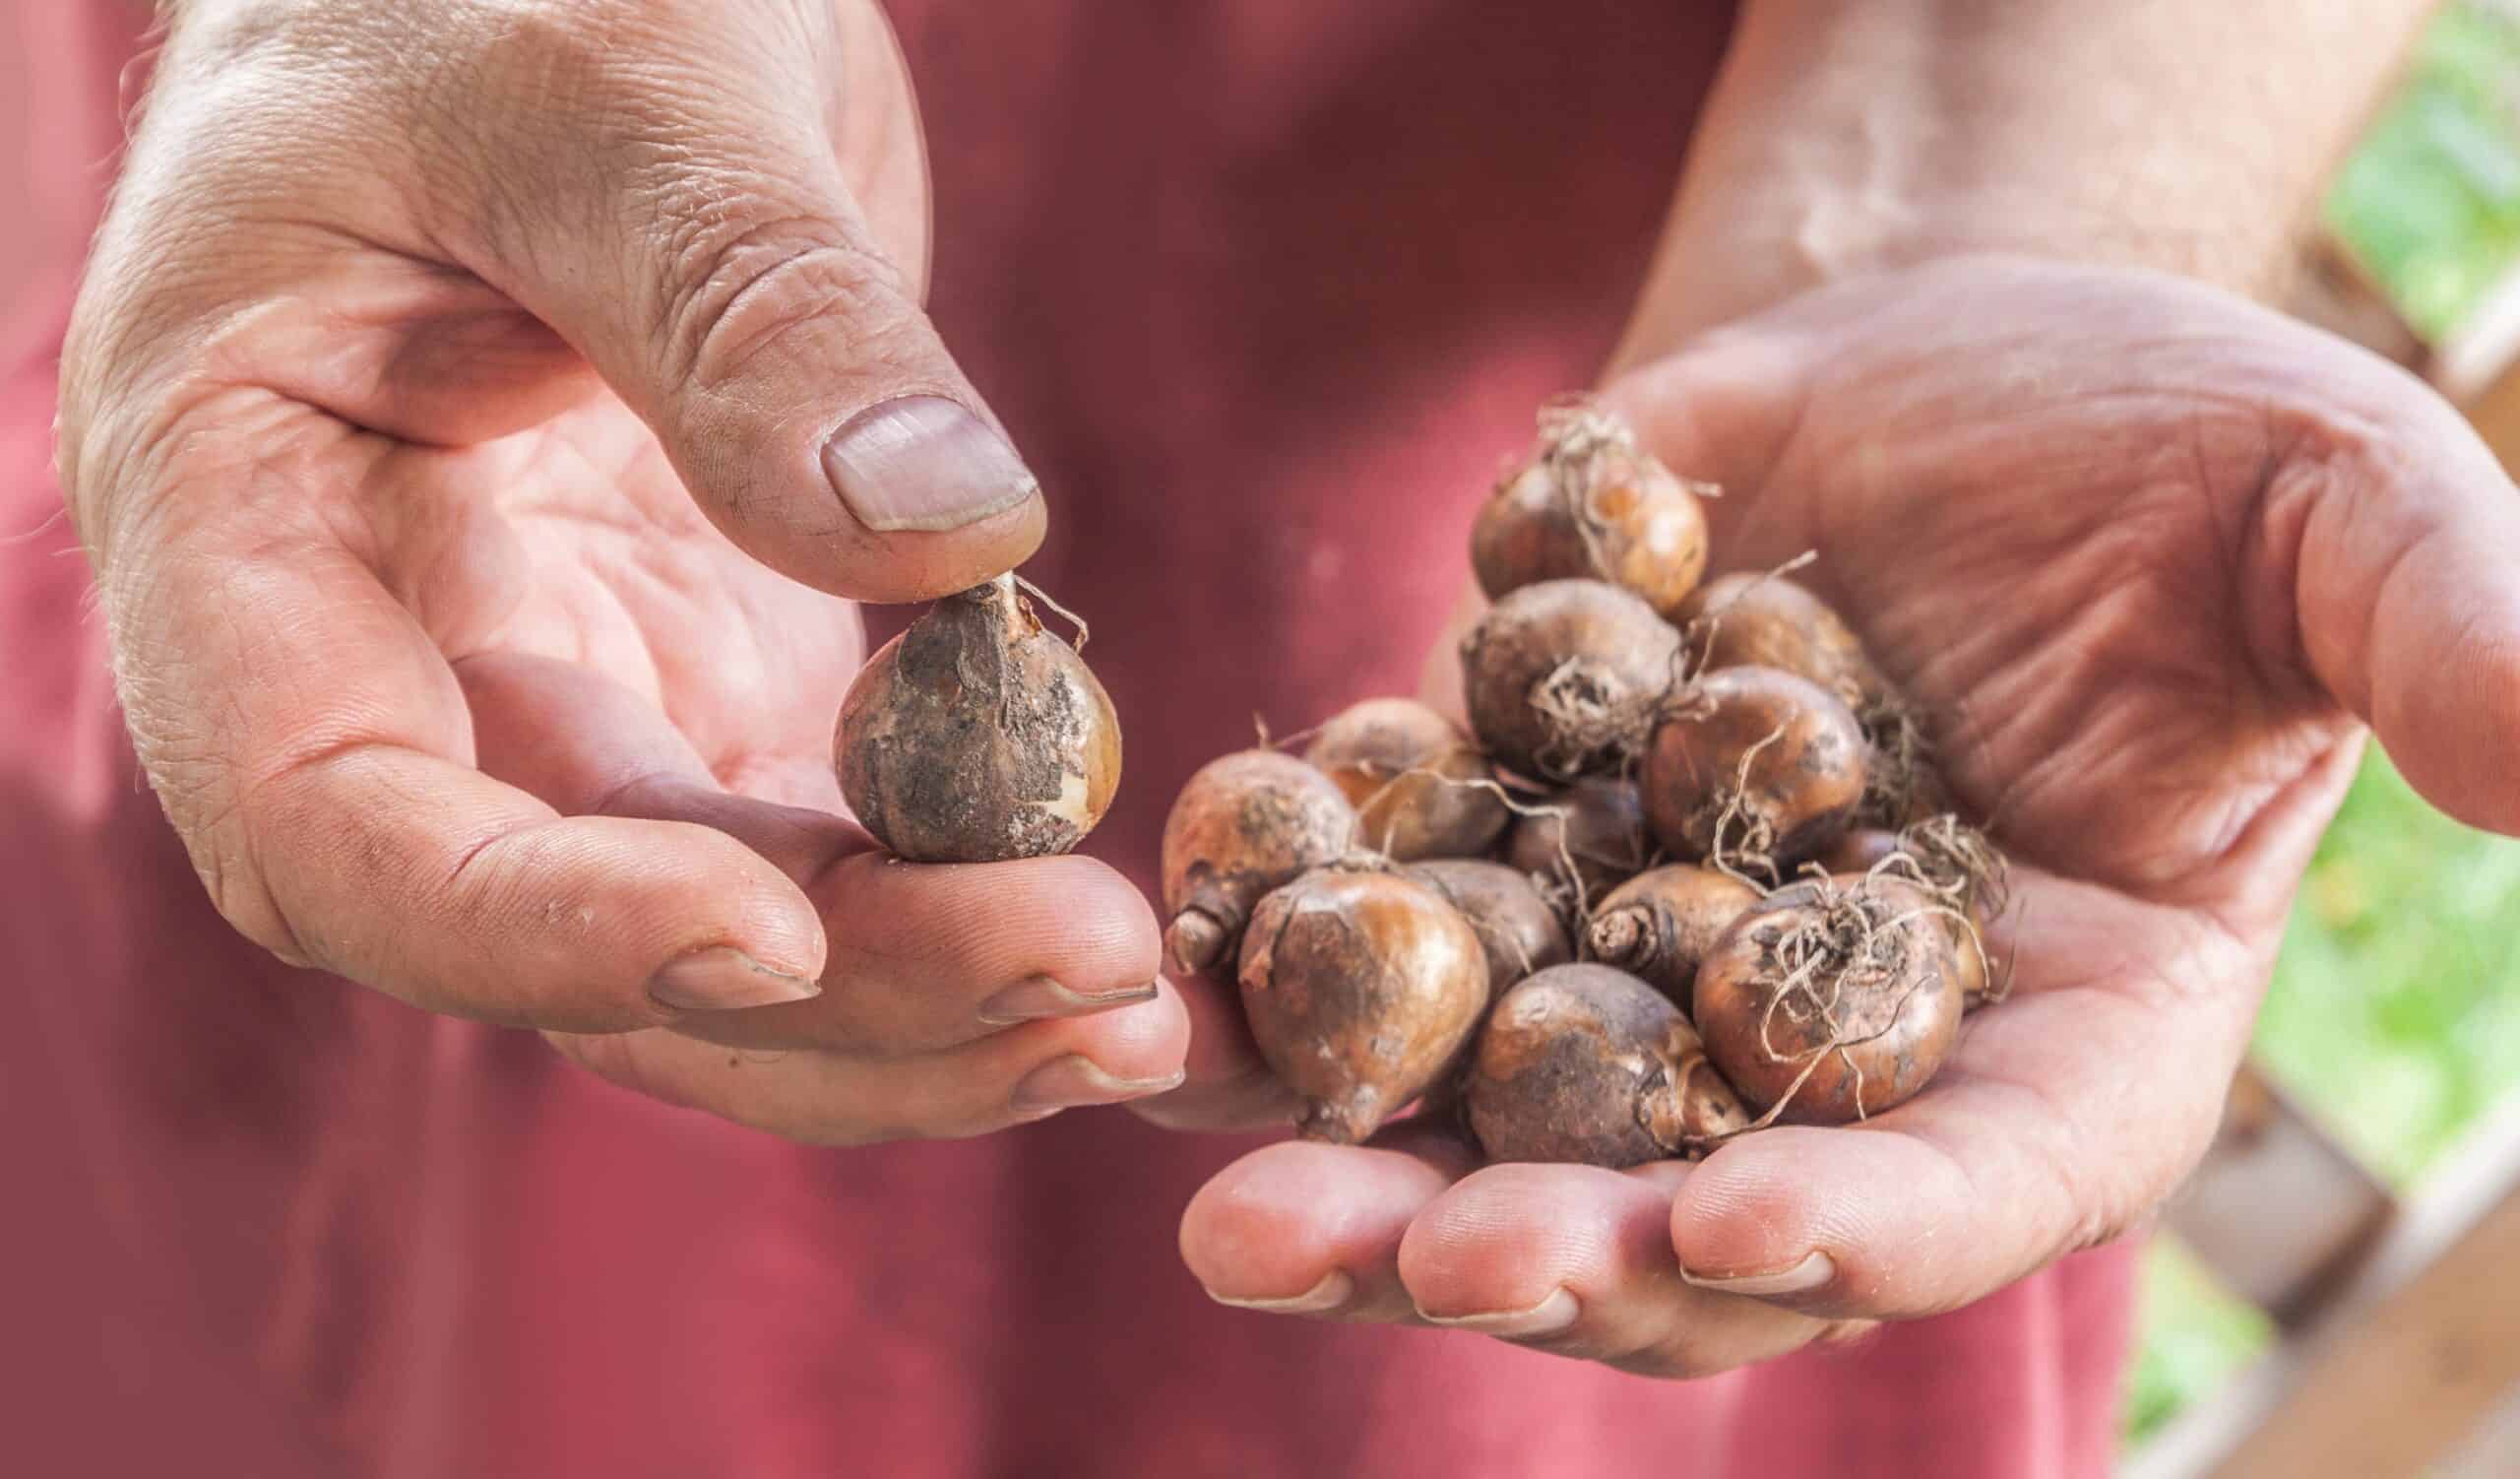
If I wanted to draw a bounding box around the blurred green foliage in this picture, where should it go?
[2327,3,2520,338]
[2130,7,2520,1447]
[2126,751,2520,1446]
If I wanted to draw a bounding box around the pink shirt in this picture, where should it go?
[1,4,2135,1474]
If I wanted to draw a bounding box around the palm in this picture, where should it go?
[1181,258,2520,1371]
[1670,271,2352,893]
[385,401,861,809]
[1612,262,2378,1283]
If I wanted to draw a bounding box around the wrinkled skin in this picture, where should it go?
[57,0,1187,1144]
[1168,260,2520,1375]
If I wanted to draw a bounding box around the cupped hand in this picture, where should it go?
[1177,257,2520,1372]
[54,0,1185,1141]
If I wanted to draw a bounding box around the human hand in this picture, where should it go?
[1175,258,2520,1370]
[54,0,1185,1141]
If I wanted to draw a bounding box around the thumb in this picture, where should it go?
[2291,369,2520,836]
[465,17,1040,603]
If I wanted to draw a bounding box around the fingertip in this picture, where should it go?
[1670,1127,1965,1317]
[1180,1138,1458,1308]
[692,828,834,982]
[2380,605,2520,837]
[1398,1163,1655,1322]
[1047,975,1193,1085]
[1670,1130,1843,1298]
[1180,1142,1347,1300]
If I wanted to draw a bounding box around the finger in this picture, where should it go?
[713,852,1165,1056]
[1127,970,1299,1132]
[549,977,1192,1144]
[1180,1123,1477,1321]
[462,651,1163,1056]
[1599,325,1815,552]
[62,403,827,1032]
[1669,872,2256,1320]
[1397,1162,1835,1375]
[445,5,1042,603]
[2284,358,2520,836]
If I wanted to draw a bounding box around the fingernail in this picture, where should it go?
[1207,1270,1354,1315]
[1008,1056,1185,1117]
[648,946,821,1012]
[1418,1288,1582,1338]
[823,395,1040,533]
[977,975,1161,1025]
[1679,1250,1837,1298]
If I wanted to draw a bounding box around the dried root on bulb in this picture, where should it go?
[836,574,1121,864]
[1238,865,1492,1144]
[1161,750,1356,976]
[1692,874,1966,1125]
[1461,579,1682,783]
[1466,963,1749,1167]
[1852,692,1958,831]
[1303,697,1510,861]
[1583,865,1763,1010]
[1471,399,1714,620]
[1824,816,2009,1004]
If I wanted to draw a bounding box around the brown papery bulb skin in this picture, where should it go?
[1460,579,1683,783]
[1692,875,1964,1125]
[1238,867,1490,1144]
[1678,572,1955,833]
[1471,401,1712,621]
[1304,697,1510,862]
[1679,573,1888,713]
[1584,865,1763,1010]
[1466,964,1750,1168]
[1405,859,1573,1001]
[1502,775,1652,907]
[1818,828,1905,875]
[1641,665,1866,878]
[836,574,1121,864]
[1160,750,1356,976]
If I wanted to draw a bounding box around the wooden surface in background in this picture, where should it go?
[2130,1094,2520,1479]
[2162,1065,2397,1328]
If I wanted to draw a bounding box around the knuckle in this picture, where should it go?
[654,205,919,399]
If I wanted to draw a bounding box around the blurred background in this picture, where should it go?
[2125,3,2520,1473]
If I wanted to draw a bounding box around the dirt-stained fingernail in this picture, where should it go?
[1206,1270,1354,1315]
[648,946,821,1012]
[978,975,1161,1026]
[1009,1057,1185,1117]
[1679,1250,1837,1298]
[824,395,1040,533]
[1417,1288,1581,1338]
